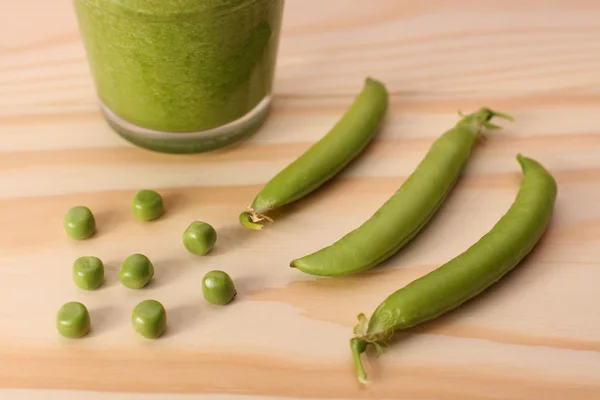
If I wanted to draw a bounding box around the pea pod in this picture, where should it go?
[350,155,558,383]
[240,77,389,230]
[291,108,513,276]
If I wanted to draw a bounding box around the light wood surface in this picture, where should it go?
[2,1,600,399]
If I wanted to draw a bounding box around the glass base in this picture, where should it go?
[100,97,271,154]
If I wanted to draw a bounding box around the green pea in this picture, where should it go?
[291,108,514,277]
[132,299,166,339]
[63,206,96,240]
[132,189,164,221]
[202,270,236,305]
[240,77,389,230]
[72,256,104,290]
[183,221,217,256]
[56,301,91,338]
[119,254,154,289]
[350,155,557,384]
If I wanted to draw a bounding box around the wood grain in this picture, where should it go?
[1,0,600,399]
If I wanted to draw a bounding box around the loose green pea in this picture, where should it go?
[119,254,154,289]
[56,301,90,338]
[183,221,217,256]
[350,155,558,384]
[132,299,166,339]
[72,256,104,290]
[202,270,236,305]
[132,189,164,221]
[63,206,96,240]
[239,77,389,230]
[291,108,514,277]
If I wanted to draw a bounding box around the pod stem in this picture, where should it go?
[351,313,392,384]
[351,338,369,384]
[239,210,273,230]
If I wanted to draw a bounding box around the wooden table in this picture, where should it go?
[2,1,600,399]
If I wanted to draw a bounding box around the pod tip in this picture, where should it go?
[516,153,540,173]
[365,76,386,89]
[516,153,529,167]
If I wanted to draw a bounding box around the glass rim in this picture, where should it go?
[75,0,281,22]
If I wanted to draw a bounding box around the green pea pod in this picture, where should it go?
[351,154,558,383]
[290,108,513,276]
[239,77,389,230]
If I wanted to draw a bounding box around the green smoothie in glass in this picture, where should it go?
[74,0,284,153]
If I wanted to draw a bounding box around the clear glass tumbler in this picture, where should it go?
[74,0,284,153]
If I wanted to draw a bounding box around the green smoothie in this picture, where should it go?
[74,0,284,153]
